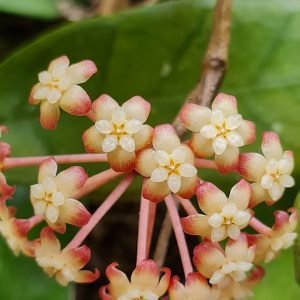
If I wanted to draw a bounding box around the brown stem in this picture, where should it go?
[154,0,232,268]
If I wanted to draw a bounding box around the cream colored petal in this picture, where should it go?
[135,149,157,177]
[119,135,135,152]
[102,135,118,153]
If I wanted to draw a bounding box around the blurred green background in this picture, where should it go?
[0,0,300,299]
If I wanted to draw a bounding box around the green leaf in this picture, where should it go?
[0,0,59,19]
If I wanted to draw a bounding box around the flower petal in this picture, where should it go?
[237,153,266,182]
[228,179,251,210]
[40,101,60,130]
[193,242,225,278]
[102,135,118,153]
[196,182,227,216]
[215,146,239,174]
[56,166,88,198]
[190,133,214,158]
[67,60,97,84]
[92,94,119,120]
[261,131,283,160]
[142,179,169,203]
[152,124,180,152]
[133,124,153,151]
[38,157,57,183]
[177,176,198,199]
[181,214,211,236]
[122,96,151,123]
[48,56,70,79]
[60,85,91,115]
[236,120,256,145]
[211,93,238,117]
[82,126,105,153]
[107,147,136,172]
[60,199,91,227]
[179,103,211,132]
[135,149,157,177]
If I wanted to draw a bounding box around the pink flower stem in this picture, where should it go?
[164,195,193,278]
[195,158,217,169]
[176,196,198,215]
[74,169,122,199]
[146,201,157,257]
[28,215,44,229]
[136,196,157,265]
[65,173,135,250]
[3,154,107,170]
[249,217,272,236]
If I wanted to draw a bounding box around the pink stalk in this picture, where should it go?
[249,217,272,236]
[28,215,44,228]
[75,169,122,199]
[3,154,107,170]
[176,196,198,215]
[195,158,217,169]
[65,173,135,250]
[136,196,156,265]
[146,201,156,257]
[165,195,193,278]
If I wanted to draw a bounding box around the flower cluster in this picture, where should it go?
[0,56,297,300]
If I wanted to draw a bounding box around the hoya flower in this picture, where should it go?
[193,234,255,290]
[0,202,35,256]
[181,180,252,242]
[238,131,295,206]
[169,272,216,300]
[99,259,170,300]
[29,56,97,129]
[83,94,153,172]
[135,124,198,202]
[30,157,91,233]
[179,93,256,173]
[248,208,298,263]
[35,227,99,286]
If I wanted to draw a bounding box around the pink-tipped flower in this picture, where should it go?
[169,273,217,300]
[181,180,251,242]
[30,157,91,233]
[29,56,97,129]
[179,93,256,173]
[248,208,298,263]
[99,259,171,299]
[0,202,36,256]
[193,234,255,290]
[238,131,295,206]
[135,124,198,202]
[83,94,153,172]
[35,227,99,286]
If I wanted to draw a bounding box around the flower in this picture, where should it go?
[179,93,256,173]
[35,227,99,286]
[0,202,35,256]
[248,208,298,263]
[30,157,91,233]
[193,234,255,290]
[29,56,97,129]
[169,272,216,300]
[135,124,198,202]
[99,259,170,300]
[181,180,252,242]
[83,94,153,172]
[238,131,295,206]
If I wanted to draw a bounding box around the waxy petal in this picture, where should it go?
[56,166,88,197]
[135,149,157,177]
[40,101,60,130]
[179,103,211,132]
[82,126,105,153]
[122,96,151,123]
[212,93,238,117]
[196,182,227,215]
[142,179,169,203]
[215,146,239,174]
[152,124,180,153]
[190,133,214,158]
[261,131,283,160]
[92,94,119,121]
[67,60,97,84]
[228,180,251,211]
[238,153,266,182]
[181,214,211,237]
[107,147,136,172]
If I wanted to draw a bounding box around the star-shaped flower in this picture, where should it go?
[179,93,256,173]
[29,56,97,129]
[135,124,198,202]
[83,94,153,172]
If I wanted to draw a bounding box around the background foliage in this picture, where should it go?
[0,0,299,299]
